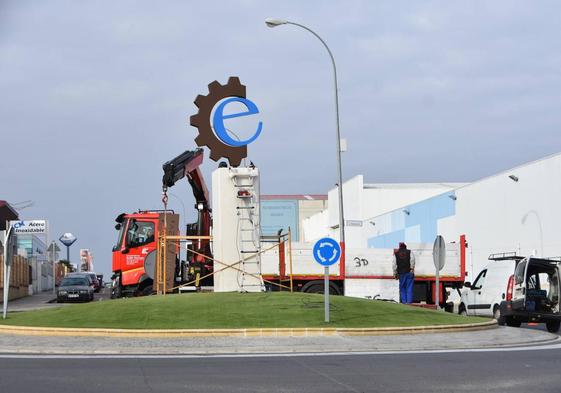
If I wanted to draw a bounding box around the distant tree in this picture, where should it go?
[57,260,75,272]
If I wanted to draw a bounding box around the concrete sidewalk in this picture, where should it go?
[0,326,557,355]
[1,291,57,312]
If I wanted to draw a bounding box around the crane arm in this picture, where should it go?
[162,148,209,205]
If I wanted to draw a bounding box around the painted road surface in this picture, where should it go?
[1,347,561,393]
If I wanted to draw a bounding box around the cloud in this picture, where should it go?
[2,0,561,276]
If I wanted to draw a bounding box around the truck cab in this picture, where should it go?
[111,211,177,297]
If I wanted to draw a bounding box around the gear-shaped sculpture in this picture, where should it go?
[190,77,248,167]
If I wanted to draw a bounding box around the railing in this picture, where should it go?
[155,228,295,295]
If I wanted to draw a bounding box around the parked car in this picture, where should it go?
[66,272,96,292]
[500,256,561,333]
[57,276,94,303]
[84,272,101,292]
[459,253,522,320]
[96,274,104,288]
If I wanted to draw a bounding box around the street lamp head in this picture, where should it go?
[265,18,288,28]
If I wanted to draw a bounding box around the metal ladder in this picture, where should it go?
[232,171,265,292]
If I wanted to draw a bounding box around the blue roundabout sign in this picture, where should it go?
[313,237,341,267]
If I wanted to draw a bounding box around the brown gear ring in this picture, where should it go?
[190,77,248,167]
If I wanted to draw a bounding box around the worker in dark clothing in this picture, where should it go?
[392,242,416,304]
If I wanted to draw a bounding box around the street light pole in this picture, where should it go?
[66,245,71,271]
[265,18,346,246]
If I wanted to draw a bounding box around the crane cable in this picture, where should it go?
[160,185,169,294]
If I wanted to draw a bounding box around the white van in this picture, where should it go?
[500,256,561,333]
[459,253,521,319]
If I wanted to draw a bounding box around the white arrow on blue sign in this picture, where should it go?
[313,237,341,267]
[313,237,341,323]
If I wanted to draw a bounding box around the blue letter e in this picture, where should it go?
[212,97,263,147]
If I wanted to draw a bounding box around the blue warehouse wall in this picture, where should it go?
[368,192,456,248]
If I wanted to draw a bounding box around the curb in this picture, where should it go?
[0,334,558,356]
[0,320,497,338]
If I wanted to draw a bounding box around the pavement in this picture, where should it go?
[3,287,110,312]
[2,291,58,312]
[3,349,561,393]
[0,325,557,355]
[0,291,559,355]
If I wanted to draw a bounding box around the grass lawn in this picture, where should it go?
[0,292,487,329]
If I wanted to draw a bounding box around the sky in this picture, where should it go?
[1,1,561,278]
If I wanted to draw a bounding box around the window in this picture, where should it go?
[472,269,487,290]
[126,221,155,248]
[515,261,527,285]
[61,278,89,286]
[527,274,538,290]
[114,220,127,250]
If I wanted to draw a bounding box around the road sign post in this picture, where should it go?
[2,222,15,319]
[433,235,446,311]
[313,238,341,323]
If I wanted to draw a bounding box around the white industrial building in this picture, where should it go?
[303,152,561,281]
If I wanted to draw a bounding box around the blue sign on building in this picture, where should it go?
[261,200,299,239]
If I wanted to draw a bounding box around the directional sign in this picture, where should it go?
[313,237,341,267]
[433,235,446,271]
[47,242,61,253]
[59,233,77,247]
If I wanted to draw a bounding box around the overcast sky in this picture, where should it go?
[2,1,561,277]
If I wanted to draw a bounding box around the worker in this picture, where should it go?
[392,242,416,304]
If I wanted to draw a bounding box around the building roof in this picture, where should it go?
[363,182,468,189]
[0,200,18,231]
[261,195,328,201]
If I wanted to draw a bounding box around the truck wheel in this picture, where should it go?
[546,320,560,333]
[301,281,340,295]
[141,285,154,296]
[494,305,505,326]
[506,317,521,328]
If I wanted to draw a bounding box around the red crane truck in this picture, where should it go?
[111,148,212,298]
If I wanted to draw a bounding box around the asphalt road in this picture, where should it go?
[1,348,561,393]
